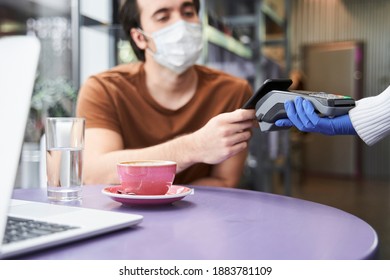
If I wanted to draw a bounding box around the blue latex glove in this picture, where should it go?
[275,96,357,135]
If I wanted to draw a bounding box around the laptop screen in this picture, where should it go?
[0,36,41,246]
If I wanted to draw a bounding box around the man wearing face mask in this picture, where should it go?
[76,0,256,188]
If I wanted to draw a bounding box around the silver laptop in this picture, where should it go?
[0,36,143,259]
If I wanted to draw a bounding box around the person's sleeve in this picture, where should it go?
[349,85,390,146]
[76,76,122,134]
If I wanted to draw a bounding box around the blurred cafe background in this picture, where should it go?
[1,0,390,259]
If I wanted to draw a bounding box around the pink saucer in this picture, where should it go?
[102,185,193,206]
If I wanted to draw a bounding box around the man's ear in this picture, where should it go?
[130,28,147,50]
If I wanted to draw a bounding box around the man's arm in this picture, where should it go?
[190,149,248,188]
[82,109,255,185]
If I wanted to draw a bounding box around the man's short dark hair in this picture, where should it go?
[119,0,200,61]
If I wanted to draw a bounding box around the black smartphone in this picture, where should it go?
[242,78,293,109]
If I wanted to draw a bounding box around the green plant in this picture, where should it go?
[31,77,77,117]
[25,77,77,142]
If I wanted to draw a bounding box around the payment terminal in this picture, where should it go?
[244,79,356,132]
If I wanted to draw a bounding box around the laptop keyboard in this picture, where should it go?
[3,216,79,244]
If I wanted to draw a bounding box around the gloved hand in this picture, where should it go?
[275,96,357,135]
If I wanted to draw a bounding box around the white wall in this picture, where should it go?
[80,0,113,84]
[290,0,390,178]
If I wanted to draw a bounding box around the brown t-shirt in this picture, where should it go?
[76,63,252,184]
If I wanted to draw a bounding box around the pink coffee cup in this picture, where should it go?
[117,160,177,195]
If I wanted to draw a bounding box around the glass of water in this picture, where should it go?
[45,117,85,201]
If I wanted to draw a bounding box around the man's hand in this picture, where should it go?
[190,109,256,164]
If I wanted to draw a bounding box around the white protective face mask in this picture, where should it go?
[138,20,203,74]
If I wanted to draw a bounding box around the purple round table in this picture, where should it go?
[12,185,378,260]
